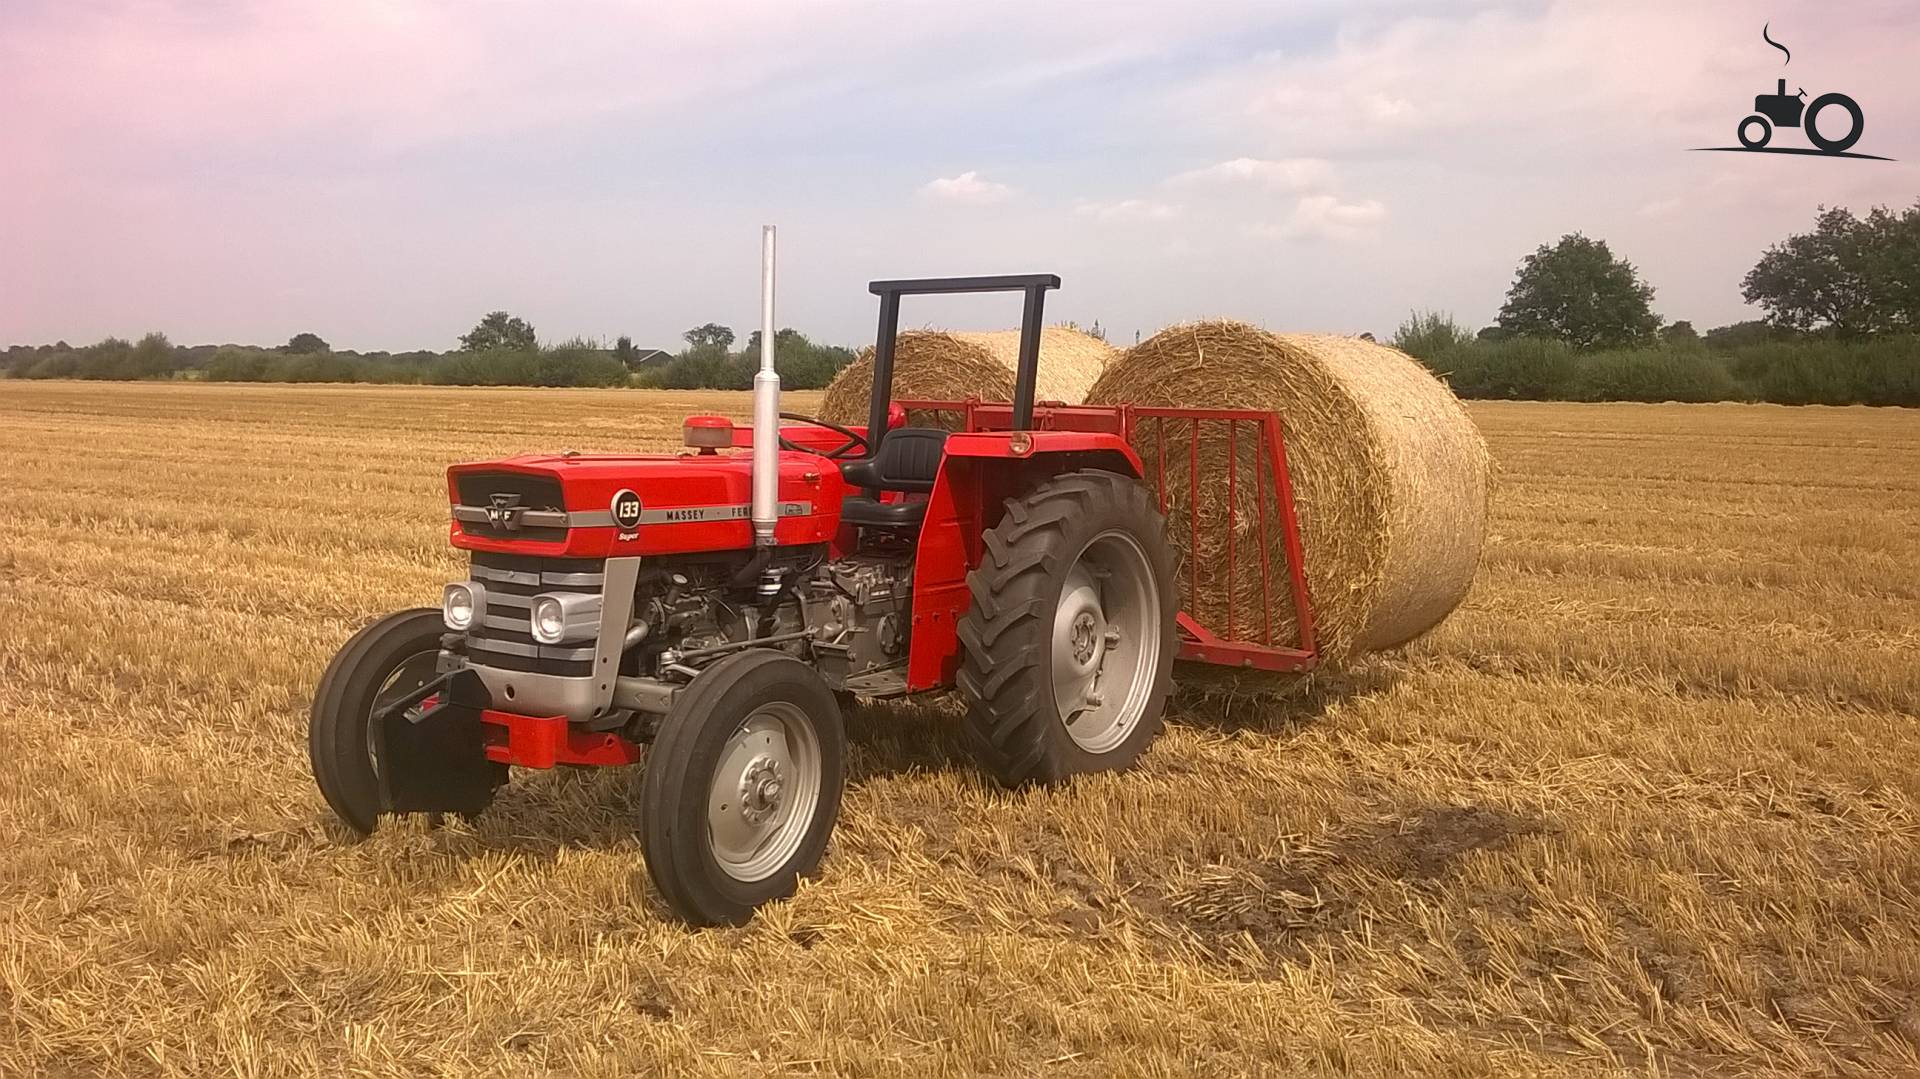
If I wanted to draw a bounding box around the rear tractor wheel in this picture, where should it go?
[957,469,1179,787]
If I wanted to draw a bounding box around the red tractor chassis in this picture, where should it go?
[472,399,1318,771]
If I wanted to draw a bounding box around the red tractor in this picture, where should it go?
[311,232,1320,925]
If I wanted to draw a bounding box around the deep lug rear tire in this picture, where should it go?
[640,650,847,926]
[957,469,1179,787]
[310,608,496,833]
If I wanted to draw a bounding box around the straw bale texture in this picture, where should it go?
[1086,321,1491,660]
[820,327,1113,427]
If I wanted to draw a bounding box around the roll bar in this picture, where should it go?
[863,273,1061,440]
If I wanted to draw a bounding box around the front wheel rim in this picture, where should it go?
[706,702,824,882]
[1051,529,1162,754]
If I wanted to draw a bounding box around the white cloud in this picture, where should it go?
[1166,156,1332,192]
[1073,198,1183,222]
[920,170,1015,205]
[1264,195,1389,240]
[1363,92,1415,124]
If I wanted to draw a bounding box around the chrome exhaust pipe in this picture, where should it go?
[750,224,780,547]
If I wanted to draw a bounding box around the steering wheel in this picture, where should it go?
[777,411,871,460]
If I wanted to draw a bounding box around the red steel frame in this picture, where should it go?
[897,399,1319,674]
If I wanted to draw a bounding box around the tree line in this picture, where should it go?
[6,200,1915,404]
[1389,200,1920,407]
[1,312,855,390]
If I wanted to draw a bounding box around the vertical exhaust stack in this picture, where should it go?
[751,225,780,546]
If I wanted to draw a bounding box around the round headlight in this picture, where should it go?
[443,581,481,631]
[531,596,566,644]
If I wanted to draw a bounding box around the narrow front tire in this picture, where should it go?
[640,650,847,926]
[310,608,499,833]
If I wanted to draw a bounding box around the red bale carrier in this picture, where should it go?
[1134,406,1318,674]
[897,398,1320,675]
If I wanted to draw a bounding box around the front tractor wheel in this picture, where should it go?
[639,650,847,926]
[309,608,502,834]
[957,469,1179,787]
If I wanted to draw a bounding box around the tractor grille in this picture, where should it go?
[465,551,604,676]
[453,472,569,542]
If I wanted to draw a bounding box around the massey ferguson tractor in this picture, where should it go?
[311,228,1320,925]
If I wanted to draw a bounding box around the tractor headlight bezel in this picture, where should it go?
[443,581,486,631]
[529,591,602,645]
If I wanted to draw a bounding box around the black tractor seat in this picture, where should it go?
[839,427,947,530]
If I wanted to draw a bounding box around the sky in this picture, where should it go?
[2,0,1917,352]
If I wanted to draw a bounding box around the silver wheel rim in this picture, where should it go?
[368,649,440,770]
[707,702,823,883]
[1052,529,1162,754]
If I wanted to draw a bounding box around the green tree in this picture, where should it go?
[1391,310,1471,361]
[736,328,855,390]
[1703,320,1788,349]
[205,347,273,381]
[1741,203,1920,337]
[460,311,538,352]
[613,335,637,368]
[683,323,735,349]
[285,332,330,354]
[1497,234,1661,349]
[1661,320,1699,344]
[123,332,176,379]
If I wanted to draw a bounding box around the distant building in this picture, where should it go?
[625,348,672,370]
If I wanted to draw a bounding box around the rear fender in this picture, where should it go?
[904,431,1142,690]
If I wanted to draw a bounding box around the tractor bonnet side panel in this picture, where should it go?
[448,453,848,559]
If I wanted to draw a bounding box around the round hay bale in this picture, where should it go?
[1084,321,1490,661]
[819,327,1114,428]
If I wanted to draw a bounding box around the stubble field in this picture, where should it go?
[1,381,1918,1077]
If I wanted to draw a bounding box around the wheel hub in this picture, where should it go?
[1069,612,1100,665]
[705,704,824,883]
[1050,530,1162,755]
[738,755,786,824]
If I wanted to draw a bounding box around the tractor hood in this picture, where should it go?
[447,450,849,558]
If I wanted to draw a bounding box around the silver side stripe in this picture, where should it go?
[451,506,570,529]
[454,501,814,529]
[636,501,813,524]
